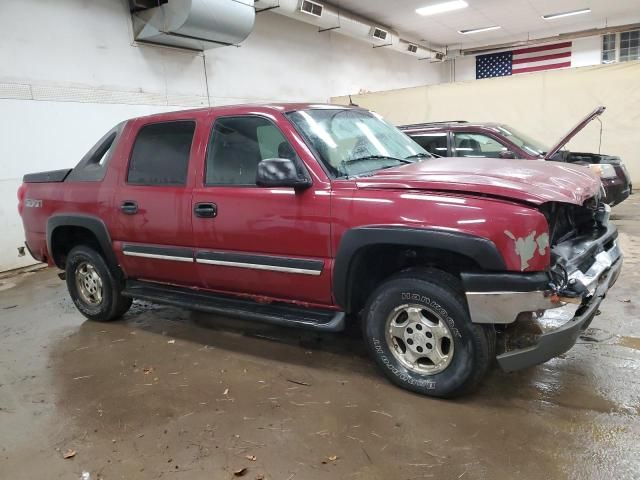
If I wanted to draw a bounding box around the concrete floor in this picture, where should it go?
[1,200,639,480]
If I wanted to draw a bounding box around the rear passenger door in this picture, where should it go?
[110,119,199,286]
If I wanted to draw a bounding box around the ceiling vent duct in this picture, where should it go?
[131,0,256,51]
[254,0,435,59]
[300,0,323,17]
[371,27,389,42]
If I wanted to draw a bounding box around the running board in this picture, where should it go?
[122,280,345,332]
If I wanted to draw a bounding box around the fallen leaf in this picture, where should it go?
[286,378,311,387]
[234,467,248,476]
[63,449,76,459]
[246,455,256,461]
[167,339,176,344]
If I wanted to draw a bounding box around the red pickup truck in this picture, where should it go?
[18,104,622,398]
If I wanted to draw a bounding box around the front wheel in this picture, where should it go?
[65,245,132,322]
[362,269,492,398]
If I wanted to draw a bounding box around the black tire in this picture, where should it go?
[65,245,132,322]
[362,268,493,398]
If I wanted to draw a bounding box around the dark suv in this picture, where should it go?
[401,107,631,206]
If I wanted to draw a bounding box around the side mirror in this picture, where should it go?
[499,150,517,159]
[256,158,312,190]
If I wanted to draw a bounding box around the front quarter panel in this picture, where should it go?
[331,184,550,273]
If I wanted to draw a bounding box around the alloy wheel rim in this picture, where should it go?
[385,303,455,375]
[75,261,103,306]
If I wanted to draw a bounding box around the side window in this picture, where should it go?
[410,132,448,157]
[453,132,507,158]
[66,123,125,182]
[127,121,195,186]
[206,116,299,186]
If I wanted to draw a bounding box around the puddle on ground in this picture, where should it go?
[617,336,640,351]
[0,281,17,292]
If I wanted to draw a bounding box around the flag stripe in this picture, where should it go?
[512,47,572,61]
[512,51,571,65]
[512,61,571,74]
[512,41,572,55]
[512,59,571,70]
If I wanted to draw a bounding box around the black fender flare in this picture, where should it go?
[47,214,119,272]
[332,227,507,312]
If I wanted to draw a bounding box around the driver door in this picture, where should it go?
[191,114,333,305]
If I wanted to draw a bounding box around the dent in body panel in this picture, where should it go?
[505,230,550,271]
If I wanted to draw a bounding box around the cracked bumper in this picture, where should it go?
[496,254,622,371]
[462,230,622,372]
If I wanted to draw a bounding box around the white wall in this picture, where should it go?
[0,0,444,271]
[451,35,603,82]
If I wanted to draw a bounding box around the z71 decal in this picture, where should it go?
[25,199,42,208]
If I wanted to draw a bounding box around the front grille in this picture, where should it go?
[540,194,606,247]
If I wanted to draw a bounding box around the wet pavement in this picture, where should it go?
[1,200,639,480]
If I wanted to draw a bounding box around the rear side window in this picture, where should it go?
[127,121,195,186]
[410,132,448,157]
[453,132,507,158]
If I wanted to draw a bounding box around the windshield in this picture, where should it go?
[493,125,550,157]
[287,108,431,177]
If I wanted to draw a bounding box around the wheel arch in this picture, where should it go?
[333,227,506,314]
[47,215,119,275]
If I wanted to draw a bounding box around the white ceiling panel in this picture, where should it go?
[332,0,640,48]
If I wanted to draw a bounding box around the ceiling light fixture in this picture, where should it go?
[416,0,468,16]
[542,8,591,20]
[458,25,501,34]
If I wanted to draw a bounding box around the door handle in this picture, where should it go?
[194,202,217,218]
[120,200,138,215]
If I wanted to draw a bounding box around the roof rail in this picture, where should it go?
[399,120,469,129]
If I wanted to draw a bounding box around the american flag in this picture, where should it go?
[476,41,573,79]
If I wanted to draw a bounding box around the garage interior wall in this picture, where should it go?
[334,61,640,182]
[0,0,446,272]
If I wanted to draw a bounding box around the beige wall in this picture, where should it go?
[333,61,640,182]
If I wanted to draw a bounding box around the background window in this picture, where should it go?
[127,121,195,186]
[410,132,449,156]
[620,30,640,62]
[602,33,617,63]
[206,116,298,185]
[453,133,506,158]
[601,30,640,64]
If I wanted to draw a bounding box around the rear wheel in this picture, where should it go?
[65,245,131,322]
[362,269,493,398]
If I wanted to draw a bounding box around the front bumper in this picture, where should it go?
[461,227,622,371]
[496,254,622,371]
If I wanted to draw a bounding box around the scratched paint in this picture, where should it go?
[505,230,550,270]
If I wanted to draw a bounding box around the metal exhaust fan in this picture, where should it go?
[130,0,256,51]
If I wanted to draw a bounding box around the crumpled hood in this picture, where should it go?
[356,157,600,205]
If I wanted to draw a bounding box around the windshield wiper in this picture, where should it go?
[343,155,413,165]
[405,153,432,160]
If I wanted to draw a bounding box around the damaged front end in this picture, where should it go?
[462,190,623,371]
